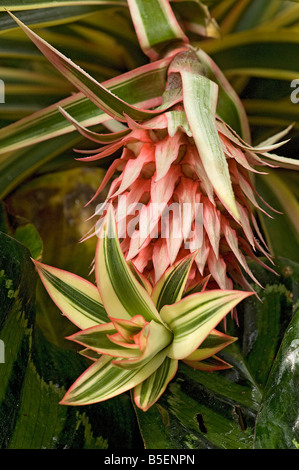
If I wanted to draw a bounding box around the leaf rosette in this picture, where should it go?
[34,208,251,411]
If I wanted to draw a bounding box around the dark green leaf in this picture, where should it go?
[254,305,299,449]
[14,223,43,260]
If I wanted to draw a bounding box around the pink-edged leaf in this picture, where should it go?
[9,12,176,122]
[183,355,232,371]
[60,350,168,405]
[110,315,148,342]
[33,260,108,329]
[79,348,101,362]
[127,261,153,296]
[161,289,252,360]
[151,252,196,311]
[195,48,251,142]
[127,0,188,60]
[134,356,178,411]
[95,206,163,323]
[58,106,131,143]
[183,329,237,362]
[179,69,240,222]
[112,320,173,370]
[67,323,141,359]
[0,54,174,155]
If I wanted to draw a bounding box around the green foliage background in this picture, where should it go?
[0,0,299,449]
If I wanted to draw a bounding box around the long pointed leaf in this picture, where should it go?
[180,70,240,221]
[58,106,131,143]
[183,355,232,371]
[95,207,162,324]
[68,323,142,358]
[183,329,237,362]
[34,260,109,329]
[60,350,167,405]
[112,320,173,370]
[0,54,172,155]
[9,12,171,123]
[1,1,126,10]
[127,0,188,60]
[160,290,251,359]
[134,356,178,411]
[151,253,196,311]
[169,54,241,222]
[194,47,251,141]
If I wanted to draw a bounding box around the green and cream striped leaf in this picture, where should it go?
[60,350,168,405]
[67,323,142,359]
[151,253,196,311]
[171,0,220,39]
[194,47,251,142]
[161,289,251,360]
[127,261,153,296]
[112,320,173,370]
[127,0,188,60]
[34,260,109,330]
[58,107,131,144]
[259,152,299,170]
[183,329,237,362]
[9,12,171,123]
[133,356,178,411]
[166,109,192,137]
[0,54,172,155]
[79,348,101,362]
[0,6,121,34]
[180,69,240,222]
[95,207,162,324]
[0,1,126,10]
[183,355,232,371]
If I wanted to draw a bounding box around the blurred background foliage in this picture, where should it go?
[0,0,298,449]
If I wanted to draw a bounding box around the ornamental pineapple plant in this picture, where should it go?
[0,0,299,449]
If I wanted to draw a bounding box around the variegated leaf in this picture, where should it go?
[166,109,192,137]
[95,207,162,324]
[8,13,177,123]
[1,1,126,10]
[183,355,232,371]
[127,261,153,296]
[67,323,141,359]
[180,69,240,221]
[161,289,251,359]
[151,253,196,311]
[112,320,173,370]
[0,55,173,155]
[127,0,188,60]
[134,356,178,411]
[60,350,168,405]
[33,260,109,329]
[58,107,131,144]
[79,348,101,362]
[183,329,237,362]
